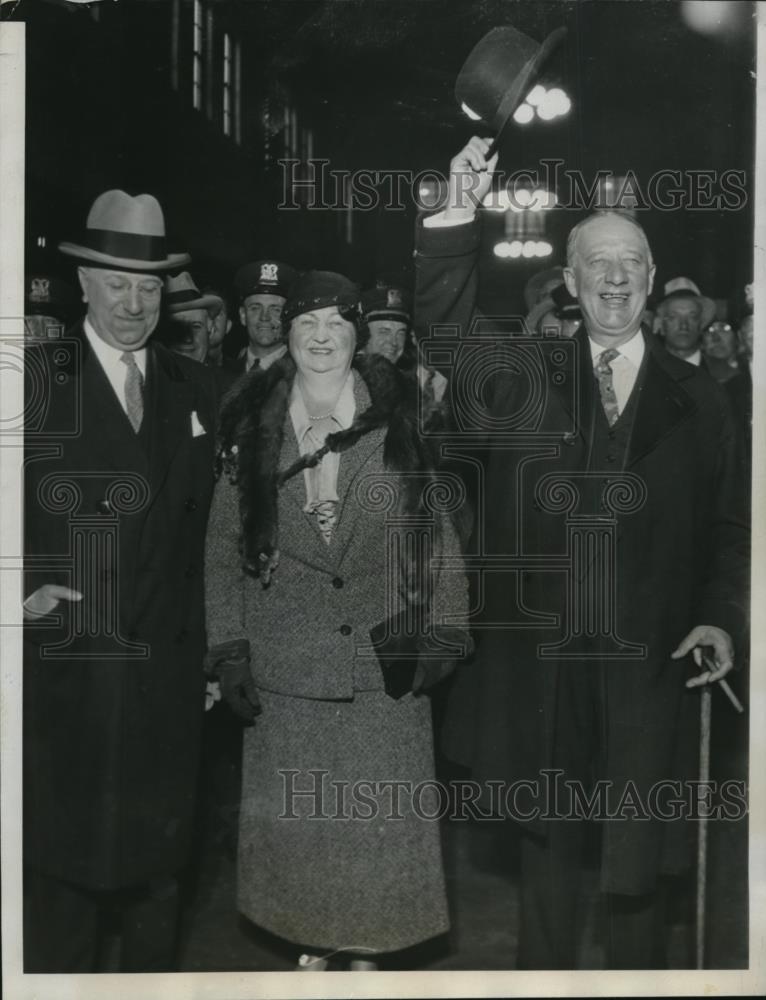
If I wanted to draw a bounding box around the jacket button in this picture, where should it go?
[175,629,188,643]
[184,566,195,579]
[332,577,344,589]
[561,431,576,446]
[339,624,352,636]
[96,499,112,515]
[184,498,198,512]
[606,454,616,463]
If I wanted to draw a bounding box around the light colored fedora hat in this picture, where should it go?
[165,272,223,317]
[59,190,190,272]
[657,276,716,329]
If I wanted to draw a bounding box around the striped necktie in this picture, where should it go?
[120,351,144,432]
[594,348,620,427]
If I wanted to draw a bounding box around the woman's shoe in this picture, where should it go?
[295,953,329,971]
[349,958,378,971]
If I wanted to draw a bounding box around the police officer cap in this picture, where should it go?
[234,260,297,303]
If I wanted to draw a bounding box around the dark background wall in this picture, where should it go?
[15,0,755,314]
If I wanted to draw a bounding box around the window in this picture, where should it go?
[192,0,203,111]
[205,4,215,119]
[234,38,242,144]
[223,32,232,136]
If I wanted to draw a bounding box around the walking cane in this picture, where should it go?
[695,655,745,969]
[695,684,712,970]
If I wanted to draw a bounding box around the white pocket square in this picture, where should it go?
[191,411,206,437]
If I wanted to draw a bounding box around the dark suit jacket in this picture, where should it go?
[24,323,219,889]
[414,217,749,894]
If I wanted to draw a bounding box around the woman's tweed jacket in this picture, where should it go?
[204,354,470,951]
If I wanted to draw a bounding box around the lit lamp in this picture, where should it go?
[489,188,555,261]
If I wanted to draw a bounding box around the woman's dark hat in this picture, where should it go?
[282,270,361,324]
[360,285,412,325]
[59,190,190,272]
[455,25,567,152]
[234,260,297,303]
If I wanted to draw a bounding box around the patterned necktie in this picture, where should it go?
[594,348,620,427]
[120,351,144,432]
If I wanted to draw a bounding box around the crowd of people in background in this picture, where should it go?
[25,239,754,418]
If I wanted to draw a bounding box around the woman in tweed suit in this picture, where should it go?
[205,271,470,970]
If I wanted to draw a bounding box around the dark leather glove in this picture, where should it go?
[205,639,261,723]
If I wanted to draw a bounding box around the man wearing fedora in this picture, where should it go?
[227,258,298,375]
[159,271,223,366]
[414,135,748,968]
[655,276,716,368]
[23,190,220,971]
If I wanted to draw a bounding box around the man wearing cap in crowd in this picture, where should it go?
[655,276,716,367]
[360,282,448,403]
[414,129,748,969]
[24,272,77,340]
[159,271,223,366]
[228,258,297,374]
[23,190,219,971]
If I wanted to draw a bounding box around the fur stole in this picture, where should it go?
[217,352,448,586]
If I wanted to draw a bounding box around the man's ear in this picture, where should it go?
[647,264,656,298]
[226,318,233,335]
[239,305,246,328]
[77,267,89,302]
[563,267,578,299]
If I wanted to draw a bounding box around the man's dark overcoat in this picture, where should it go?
[23,323,218,890]
[414,218,749,894]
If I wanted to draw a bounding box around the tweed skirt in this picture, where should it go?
[236,685,450,955]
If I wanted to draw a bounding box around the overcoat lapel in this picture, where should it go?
[278,414,334,565]
[545,329,597,447]
[331,425,386,567]
[626,336,697,467]
[144,345,197,496]
[545,328,697,464]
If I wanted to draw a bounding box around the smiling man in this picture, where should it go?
[414,137,749,970]
[229,258,297,374]
[23,191,219,972]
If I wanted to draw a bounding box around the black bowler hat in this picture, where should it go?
[234,259,297,302]
[455,25,567,151]
[361,285,412,325]
[282,270,361,325]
